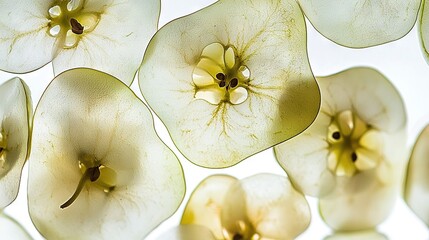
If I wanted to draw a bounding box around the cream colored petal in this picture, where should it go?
[404,124,429,226]
[420,0,429,63]
[139,0,320,168]
[0,78,32,209]
[194,87,224,105]
[0,213,32,239]
[181,175,238,239]
[193,68,215,86]
[28,68,185,239]
[156,225,216,240]
[201,42,226,68]
[299,0,420,48]
[324,230,387,240]
[222,174,311,240]
[224,47,236,69]
[0,0,55,73]
[53,0,160,85]
[229,87,248,105]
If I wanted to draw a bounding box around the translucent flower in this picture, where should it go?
[28,68,185,239]
[274,67,407,231]
[298,0,421,48]
[420,0,429,63]
[181,174,311,240]
[0,77,32,209]
[324,230,387,240]
[0,0,160,84]
[138,0,320,168]
[404,124,429,226]
[0,212,32,239]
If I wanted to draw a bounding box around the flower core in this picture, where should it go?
[47,0,100,48]
[222,221,259,240]
[0,131,8,177]
[193,43,250,105]
[327,110,383,177]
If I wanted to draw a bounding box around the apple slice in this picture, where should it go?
[28,68,185,239]
[139,0,320,168]
[0,77,32,209]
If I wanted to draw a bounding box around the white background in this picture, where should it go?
[1,0,429,239]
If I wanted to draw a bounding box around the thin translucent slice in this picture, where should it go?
[420,0,429,63]
[274,67,406,197]
[157,225,216,240]
[28,68,185,239]
[324,230,387,240]
[0,78,32,209]
[195,87,224,104]
[222,174,311,240]
[404,124,429,226]
[229,87,248,105]
[181,175,238,239]
[0,213,32,239]
[201,42,225,68]
[139,0,320,168]
[299,0,421,48]
[53,0,160,85]
[0,0,56,73]
[193,68,215,86]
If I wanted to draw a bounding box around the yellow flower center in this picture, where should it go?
[222,220,260,240]
[193,43,250,105]
[60,153,117,209]
[327,110,384,177]
[0,131,8,177]
[47,0,100,49]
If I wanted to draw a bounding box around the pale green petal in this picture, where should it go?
[28,68,185,239]
[139,0,320,168]
[156,225,216,240]
[0,78,32,209]
[0,0,55,73]
[299,0,421,48]
[181,175,238,239]
[324,230,387,240]
[404,124,429,227]
[420,0,429,63]
[53,0,160,85]
[0,213,32,239]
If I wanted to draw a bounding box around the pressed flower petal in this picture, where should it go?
[0,1,56,73]
[299,0,421,48]
[0,213,32,239]
[0,77,32,209]
[181,175,238,239]
[404,124,429,226]
[28,68,185,239]
[52,0,160,85]
[139,0,320,168]
[222,174,311,240]
[157,225,216,240]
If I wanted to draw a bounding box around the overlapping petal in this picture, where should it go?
[28,68,185,239]
[0,78,32,209]
[139,0,320,168]
[299,0,421,48]
[0,213,32,239]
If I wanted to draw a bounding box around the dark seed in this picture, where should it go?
[70,18,84,35]
[216,72,226,80]
[332,131,341,140]
[219,80,226,88]
[88,167,101,182]
[230,78,238,88]
[233,233,243,240]
[351,152,358,162]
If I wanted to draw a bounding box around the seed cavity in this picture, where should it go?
[216,73,226,80]
[351,152,358,162]
[70,18,84,34]
[332,131,341,140]
[233,233,244,240]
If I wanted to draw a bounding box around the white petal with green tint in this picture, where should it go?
[157,225,216,240]
[420,0,429,63]
[181,175,238,239]
[28,68,185,239]
[275,67,406,198]
[0,213,32,239]
[299,0,421,48]
[0,78,32,209]
[0,1,55,73]
[404,124,429,226]
[139,0,320,168]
